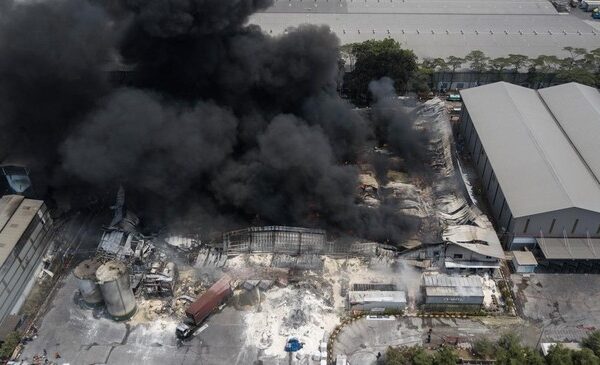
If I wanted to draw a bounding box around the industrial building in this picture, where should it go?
[348,290,407,312]
[442,225,504,274]
[223,226,327,254]
[511,251,538,273]
[459,82,600,271]
[422,275,484,311]
[249,0,599,59]
[0,195,51,324]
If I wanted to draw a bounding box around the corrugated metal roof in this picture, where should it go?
[443,225,504,259]
[461,82,600,217]
[425,286,484,297]
[537,237,600,259]
[348,290,407,303]
[0,197,43,269]
[423,274,483,288]
[512,250,538,265]
[538,83,600,184]
[264,0,556,15]
[249,13,599,58]
[0,195,25,232]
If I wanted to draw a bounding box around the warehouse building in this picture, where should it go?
[250,0,599,59]
[511,251,538,273]
[0,195,51,324]
[348,290,407,312]
[423,274,484,312]
[443,225,504,274]
[459,83,600,270]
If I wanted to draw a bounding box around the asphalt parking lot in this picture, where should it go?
[512,273,600,343]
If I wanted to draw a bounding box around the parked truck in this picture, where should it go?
[582,0,600,11]
[175,274,232,339]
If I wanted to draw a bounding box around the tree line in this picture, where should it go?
[341,39,600,105]
[382,331,600,365]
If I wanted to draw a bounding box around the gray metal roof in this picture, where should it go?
[443,225,505,259]
[511,250,538,266]
[264,0,556,15]
[249,12,599,58]
[537,237,600,259]
[538,83,600,184]
[348,290,407,303]
[461,82,600,218]
[425,285,484,297]
[423,274,483,288]
[0,196,43,269]
[0,195,24,232]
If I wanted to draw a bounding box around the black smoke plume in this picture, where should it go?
[0,0,426,245]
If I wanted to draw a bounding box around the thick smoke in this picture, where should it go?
[0,0,426,245]
[0,0,115,170]
[369,77,429,170]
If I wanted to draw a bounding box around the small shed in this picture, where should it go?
[511,251,538,273]
[348,290,407,312]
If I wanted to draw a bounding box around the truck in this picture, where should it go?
[582,0,600,11]
[175,274,232,339]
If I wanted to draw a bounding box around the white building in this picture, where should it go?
[0,195,51,324]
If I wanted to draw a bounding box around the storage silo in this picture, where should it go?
[73,259,103,307]
[96,260,136,320]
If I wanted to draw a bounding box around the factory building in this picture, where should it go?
[250,0,598,60]
[348,290,407,312]
[423,275,484,312]
[459,82,600,271]
[511,251,538,273]
[443,225,504,274]
[0,195,51,324]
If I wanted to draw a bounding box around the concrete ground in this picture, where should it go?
[333,316,540,365]
[512,273,600,343]
[19,274,264,365]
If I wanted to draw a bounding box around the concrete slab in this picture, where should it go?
[19,274,262,365]
[512,273,600,342]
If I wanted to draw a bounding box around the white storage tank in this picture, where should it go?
[96,260,136,320]
[73,259,103,307]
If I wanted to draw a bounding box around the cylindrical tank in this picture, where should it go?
[96,260,136,320]
[73,259,103,306]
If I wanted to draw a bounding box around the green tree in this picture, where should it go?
[384,346,435,365]
[343,39,418,105]
[473,338,496,359]
[445,56,464,90]
[546,344,574,365]
[0,331,21,360]
[489,57,510,81]
[573,348,600,365]
[582,330,600,357]
[523,347,546,365]
[556,67,596,86]
[495,333,527,365]
[433,346,458,365]
[507,54,529,82]
[412,347,434,365]
[465,50,490,84]
[529,55,561,87]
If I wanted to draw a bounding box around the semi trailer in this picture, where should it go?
[175,274,232,339]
